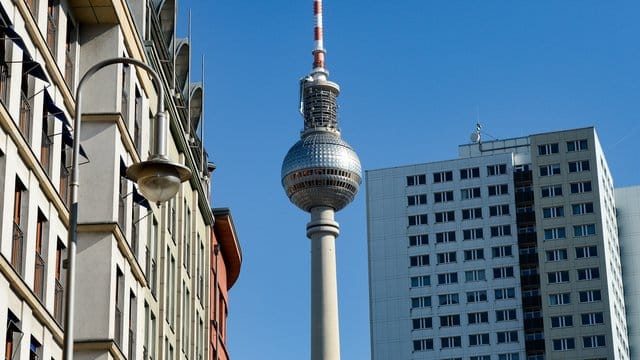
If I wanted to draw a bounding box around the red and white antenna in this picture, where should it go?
[312,0,327,78]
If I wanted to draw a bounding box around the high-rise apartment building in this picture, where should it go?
[367,127,629,360]
[0,0,241,359]
[614,186,640,359]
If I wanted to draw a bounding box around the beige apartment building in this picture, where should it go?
[0,0,235,359]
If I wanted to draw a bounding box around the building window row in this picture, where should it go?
[547,267,600,284]
[538,139,588,155]
[552,335,605,351]
[406,164,508,187]
[539,159,591,177]
[545,246,598,262]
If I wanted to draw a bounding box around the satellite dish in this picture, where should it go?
[470,132,481,143]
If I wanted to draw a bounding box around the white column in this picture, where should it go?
[307,206,340,360]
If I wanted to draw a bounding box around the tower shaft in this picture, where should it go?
[307,206,341,360]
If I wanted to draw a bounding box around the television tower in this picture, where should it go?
[281,1,362,359]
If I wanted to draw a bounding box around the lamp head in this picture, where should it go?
[126,157,191,203]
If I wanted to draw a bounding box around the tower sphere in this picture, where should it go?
[281,131,362,212]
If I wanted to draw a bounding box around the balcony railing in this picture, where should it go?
[12,222,24,276]
[54,279,64,325]
[59,160,70,206]
[0,62,8,103]
[41,129,53,175]
[34,252,45,301]
[19,92,32,142]
[128,329,135,360]
[115,306,123,347]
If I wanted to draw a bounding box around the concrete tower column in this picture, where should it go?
[307,206,341,360]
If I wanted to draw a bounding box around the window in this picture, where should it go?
[134,87,142,154]
[568,160,590,173]
[567,139,588,152]
[496,331,518,343]
[490,225,511,237]
[552,338,575,351]
[539,163,561,176]
[12,178,27,275]
[462,228,483,240]
[439,314,460,327]
[435,231,456,243]
[434,211,455,223]
[440,336,462,348]
[433,191,453,203]
[488,184,509,196]
[47,0,60,53]
[579,290,602,303]
[551,315,573,328]
[462,207,482,220]
[407,174,426,186]
[464,248,484,261]
[495,287,516,300]
[412,317,432,330]
[436,252,457,264]
[581,312,604,325]
[469,333,490,346]
[576,245,597,258]
[29,336,42,360]
[409,234,428,246]
[467,312,489,324]
[40,109,53,175]
[498,354,520,360]
[570,181,592,193]
[433,171,453,183]
[411,296,432,309]
[460,167,480,179]
[437,272,458,285]
[409,255,429,267]
[541,184,563,197]
[410,275,431,288]
[115,267,124,347]
[461,187,481,199]
[546,249,568,261]
[412,338,433,351]
[465,269,486,282]
[577,267,600,280]
[492,245,513,258]
[572,202,594,215]
[538,143,559,155]
[573,224,596,237]
[407,194,427,206]
[438,293,459,305]
[64,19,77,87]
[493,266,514,279]
[548,271,569,283]
[489,204,510,216]
[19,65,33,144]
[487,164,507,176]
[472,356,491,360]
[129,291,137,360]
[583,335,606,348]
[544,227,566,240]
[54,239,65,324]
[543,206,564,218]
[408,214,428,226]
[34,211,47,301]
[467,290,487,303]
[495,309,517,322]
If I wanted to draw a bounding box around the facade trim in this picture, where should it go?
[77,222,147,287]
[74,339,125,360]
[82,112,141,163]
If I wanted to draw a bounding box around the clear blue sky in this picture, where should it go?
[177,1,639,359]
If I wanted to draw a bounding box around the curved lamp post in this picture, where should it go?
[63,57,191,360]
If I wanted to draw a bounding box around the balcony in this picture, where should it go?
[515,191,534,203]
[514,171,533,183]
[34,252,45,301]
[519,253,539,266]
[518,232,537,245]
[524,317,544,329]
[521,274,540,287]
[12,222,24,276]
[525,339,545,353]
[516,211,536,223]
[54,279,64,325]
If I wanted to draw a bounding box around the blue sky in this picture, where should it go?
[177,1,639,359]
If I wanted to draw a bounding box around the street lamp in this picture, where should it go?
[63,57,191,360]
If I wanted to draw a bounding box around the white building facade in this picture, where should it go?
[367,127,629,360]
